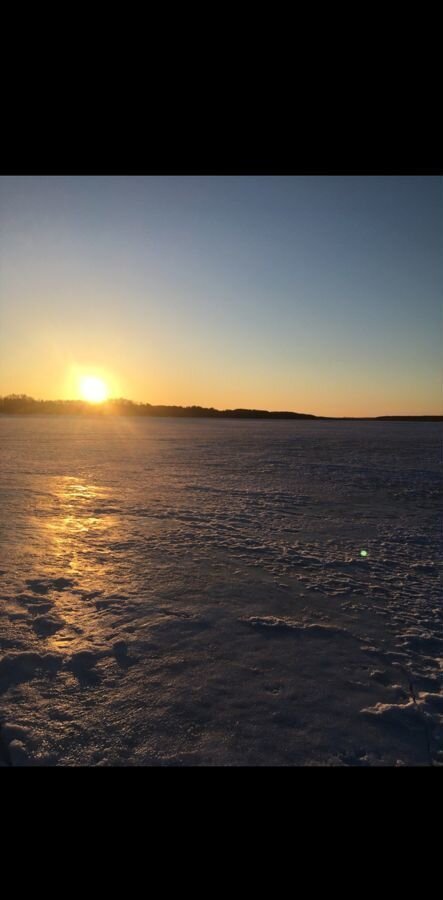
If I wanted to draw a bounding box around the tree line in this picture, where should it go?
[1,396,440,420]
[0,395,318,418]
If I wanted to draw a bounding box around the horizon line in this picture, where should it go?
[0,394,441,421]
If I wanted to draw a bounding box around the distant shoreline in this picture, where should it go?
[0,397,441,421]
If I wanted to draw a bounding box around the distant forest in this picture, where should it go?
[0,395,319,419]
[0,395,441,421]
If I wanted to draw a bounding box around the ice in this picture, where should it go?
[8,739,30,766]
[0,417,442,765]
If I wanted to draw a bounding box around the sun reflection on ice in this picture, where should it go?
[45,476,119,579]
[39,476,121,655]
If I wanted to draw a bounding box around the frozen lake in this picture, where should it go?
[0,416,442,766]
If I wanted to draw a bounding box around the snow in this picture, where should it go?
[0,416,442,765]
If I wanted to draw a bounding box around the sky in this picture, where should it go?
[0,175,441,416]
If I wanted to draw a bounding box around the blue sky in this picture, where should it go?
[0,175,441,415]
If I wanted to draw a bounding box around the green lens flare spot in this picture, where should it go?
[360,550,368,557]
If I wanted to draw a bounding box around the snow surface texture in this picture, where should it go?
[0,417,442,766]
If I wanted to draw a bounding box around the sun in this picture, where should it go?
[79,375,109,403]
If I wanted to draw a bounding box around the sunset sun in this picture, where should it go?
[79,375,109,403]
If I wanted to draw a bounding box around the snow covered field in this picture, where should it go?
[0,416,441,766]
